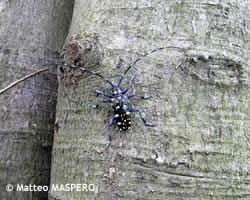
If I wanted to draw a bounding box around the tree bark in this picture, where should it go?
[0,0,73,199]
[50,0,249,199]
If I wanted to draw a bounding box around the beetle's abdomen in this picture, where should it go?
[114,105,131,131]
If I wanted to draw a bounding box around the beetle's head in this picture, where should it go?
[112,85,122,95]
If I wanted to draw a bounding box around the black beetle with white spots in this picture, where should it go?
[78,46,187,149]
[86,67,156,149]
[83,52,162,148]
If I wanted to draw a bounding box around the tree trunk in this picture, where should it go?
[50,0,249,199]
[0,0,73,199]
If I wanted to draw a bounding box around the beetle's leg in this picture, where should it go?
[129,107,156,127]
[95,88,113,98]
[121,74,139,95]
[127,94,135,99]
[90,100,110,109]
[106,116,115,149]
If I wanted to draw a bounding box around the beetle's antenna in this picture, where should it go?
[67,64,115,87]
[124,46,189,75]
[82,68,115,87]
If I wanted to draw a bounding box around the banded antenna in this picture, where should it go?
[117,46,189,86]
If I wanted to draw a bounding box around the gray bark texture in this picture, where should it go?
[43,0,250,199]
[0,0,74,199]
[50,0,250,199]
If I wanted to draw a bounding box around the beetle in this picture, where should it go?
[85,68,155,148]
[80,46,188,148]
